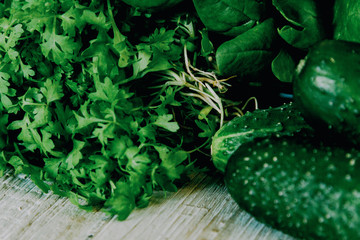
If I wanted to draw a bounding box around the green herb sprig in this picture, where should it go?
[0,0,240,220]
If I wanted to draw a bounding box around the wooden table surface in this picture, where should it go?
[0,170,295,240]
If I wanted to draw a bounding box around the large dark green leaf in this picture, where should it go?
[121,0,183,11]
[333,0,360,43]
[193,0,268,36]
[216,18,277,76]
[272,0,325,49]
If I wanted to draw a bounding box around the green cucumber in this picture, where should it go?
[211,102,311,172]
[293,39,360,144]
[225,133,360,240]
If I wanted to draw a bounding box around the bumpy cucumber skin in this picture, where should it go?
[211,102,311,172]
[225,133,360,240]
[293,39,360,144]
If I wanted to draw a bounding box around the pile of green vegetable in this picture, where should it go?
[208,0,360,239]
[2,0,238,219]
[1,0,360,239]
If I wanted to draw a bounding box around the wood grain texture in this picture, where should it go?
[0,170,295,240]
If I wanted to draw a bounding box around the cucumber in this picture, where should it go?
[225,132,360,240]
[293,39,360,144]
[211,102,311,172]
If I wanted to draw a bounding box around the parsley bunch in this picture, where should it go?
[0,0,224,219]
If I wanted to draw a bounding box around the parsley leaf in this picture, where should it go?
[0,0,220,221]
[153,114,180,132]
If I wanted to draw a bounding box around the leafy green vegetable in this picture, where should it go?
[271,48,296,82]
[272,0,326,49]
[0,0,225,220]
[193,0,268,36]
[333,0,360,43]
[215,18,277,76]
[121,0,183,11]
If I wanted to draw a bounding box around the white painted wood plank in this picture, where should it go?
[0,170,295,240]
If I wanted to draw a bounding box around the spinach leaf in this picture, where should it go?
[271,48,296,83]
[272,0,326,49]
[333,0,360,43]
[193,0,268,36]
[122,0,183,11]
[215,18,277,76]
